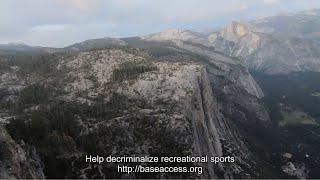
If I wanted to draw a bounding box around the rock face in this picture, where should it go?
[173,40,264,98]
[0,47,268,178]
[209,21,320,74]
[166,40,269,124]
[282,162,308,179]
[0,126,45,179]
[218,21,254,42]
[210,21,261,59]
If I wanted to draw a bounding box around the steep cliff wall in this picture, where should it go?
[0,126,45,179]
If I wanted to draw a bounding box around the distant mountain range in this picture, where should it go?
[0,43,60,56]
[140,9,320,74]
[2,9,320,74]
[254,9,320,42]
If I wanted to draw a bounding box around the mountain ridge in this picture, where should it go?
[1,9,320,74]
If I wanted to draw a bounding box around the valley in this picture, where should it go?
[251,71,320,178]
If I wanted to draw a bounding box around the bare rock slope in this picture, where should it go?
[0,47,268,178]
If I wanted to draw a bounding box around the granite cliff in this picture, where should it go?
[0,47,269,178]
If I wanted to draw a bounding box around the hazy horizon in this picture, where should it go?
[1,0,320,48]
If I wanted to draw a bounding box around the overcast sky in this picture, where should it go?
[0,0,319,47]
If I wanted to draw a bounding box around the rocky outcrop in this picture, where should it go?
[0,47,267,178]
[173,40,264,98]
[218,21,255,42]
[0,125,45,179]
[141,28,208,45]
[63,49,267,178]
[162,40,269,124]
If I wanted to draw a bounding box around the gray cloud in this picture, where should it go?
[0,0,319,47]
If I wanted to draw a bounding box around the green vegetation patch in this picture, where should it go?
[279,111,316,126]
[112,61,158,81]
[0,54,59,76]
[252,71,320,121]
[311,92,320,97]
[17,84,53,108]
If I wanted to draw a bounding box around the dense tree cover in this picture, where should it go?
[251,71,320,178]
[5,84,133,178]
[0,54,59,76]
[112,61,158,81]
[252,71,320,120]
[0,46,209,178]
[6,101,80,144]
[0,88,10,104]
[17,84,52,107]
[5,81,195,178]
[122,37,183,57]
[7,86,130,143]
